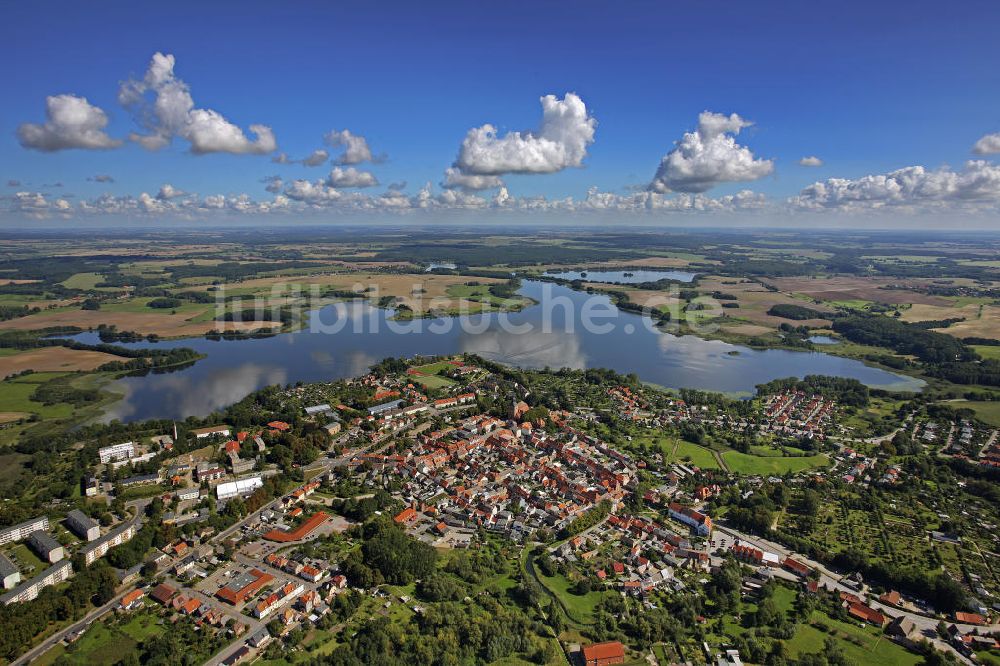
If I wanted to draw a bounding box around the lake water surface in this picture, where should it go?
[74,280,923,422]
[542,269,696,284]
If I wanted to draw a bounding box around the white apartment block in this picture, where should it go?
[0,560,72,605]
[79,521,136,565]
[98,441,136,464]
[0,553,19,590]
[66,509,101,542]
[0,516,50,546]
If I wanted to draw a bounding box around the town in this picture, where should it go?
[1,354,998,666]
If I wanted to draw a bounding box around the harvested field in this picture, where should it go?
[934,306,1000,340]
[534,255,706,270]
[691,276,835,328]
[191,271,511,316]
[0,307,282,337]
[0,347,125,378]
[901,302,983,323]
[767,276,953,306]
[720,323,773,337]
[900,301,1000,340]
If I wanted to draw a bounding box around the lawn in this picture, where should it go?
[0,372,76,418]
[413,374,457,390]
[521,547,608,626]
[410,360,460,374]
[118,609,165,641]
[535,568,608,625]
[36,609,167,666]
[947,400,1000,427]
[8,542,46,574]
[786,614,920,666]
[45,621,138,665]
[972,345,1000,361]
[722,450,828,475]
[977,650,1000,666]
[663,439,721,470]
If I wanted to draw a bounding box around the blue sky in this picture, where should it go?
[3,0,1000,223]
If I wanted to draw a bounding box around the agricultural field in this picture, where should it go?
[0,346,124,379]
[58,272,104,290]
[767,276,953,308]
[0,299,281,337]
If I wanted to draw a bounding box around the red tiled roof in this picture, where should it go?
[782,557,811,576]
[263,512,330,543]
[393,507,418,524]
[879,590,901,606]
[150,583,176,604]
[121,589,144,607]
[848,602,886,626]
[955,612,987,625]
[216,569,274,604]
[582,641,625,662]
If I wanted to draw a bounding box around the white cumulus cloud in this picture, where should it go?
[791,160,1000,211]
[326,167,378,188]
[799,156,823,167]
[119,52,276,155]
[156,184,184,200]
[18,95,122,152]
[453,93,596,176]
[649,111,773,193]
[301,149,329,167]
[324,129,377,164]
[440,167,504,191]
[973,133,1000,155]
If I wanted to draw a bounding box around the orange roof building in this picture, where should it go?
[879,590,902,606]
[393,507,418,524]
[120,589,144,609]
[955,612,988,626]
[263,512,330,543]
[582,641,625,666]
[848,602,886,626]
[216,569,275,605]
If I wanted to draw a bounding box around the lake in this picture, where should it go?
[425,262,457,271]
[542,269,696,284]
[72,280,923,422]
